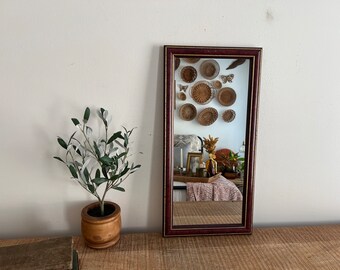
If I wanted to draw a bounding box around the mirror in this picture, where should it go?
[163,45,262,236]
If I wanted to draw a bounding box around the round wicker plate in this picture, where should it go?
[179,103,197,121]
[177,92,186,101]
[175,58,180,70]
[184,58,200,64]
[212,80,222,90]
[181,66,197,83]
[197,107,218,126]
[200,60,220,80]
[217,87,236,106]
[222,109,236,122]
[190,81,213,105]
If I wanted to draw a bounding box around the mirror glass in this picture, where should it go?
[163,46,262,236]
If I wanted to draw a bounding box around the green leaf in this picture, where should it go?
[72,145,82,156]
[92,177,108,186]
[108,147,118,157]
[110,174,120,181]
[114,152,127,161]
[93,141,101,157]
[85,126,92,137]
[110,164,130,181]
[57,137,68,149]
[68,165,78,178]
[68,131,77,145]
[124,126,136,136]
[132,164,141,170]
[122,126,128,134]
[99,156,113,166]
[102,167,109,178]
[53,156,65,164]
[110,163,118,172]
[71,118,80,126]
[123,133,129,147]
[129,127,136,136]
[98,108,108,127]
[74,161,82,168]
[83,107,90,123]
[107,131,123,144]
[130,163,141,174]
[114,140,124,149]
[112,186,125,192]
[95,169,100,179]
[87,184,95,193]
[84,168,90,182]
[119,164,130,178]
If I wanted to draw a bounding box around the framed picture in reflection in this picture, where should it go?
[186,152,202,176]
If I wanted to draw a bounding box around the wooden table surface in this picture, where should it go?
[1,224,340,269]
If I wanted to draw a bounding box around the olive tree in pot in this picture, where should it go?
[54,107,141,249]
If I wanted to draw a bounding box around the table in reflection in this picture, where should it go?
[173,201,242,226]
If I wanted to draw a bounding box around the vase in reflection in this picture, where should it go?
[206,153,218,177]
[202,135,219,177]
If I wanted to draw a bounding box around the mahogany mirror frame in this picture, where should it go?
[163,45,262,237]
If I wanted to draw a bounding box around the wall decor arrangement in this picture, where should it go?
[174,53,247,127]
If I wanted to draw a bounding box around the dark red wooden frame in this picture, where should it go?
[163,45,262,237]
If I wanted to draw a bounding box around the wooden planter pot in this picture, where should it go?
[81,201,121,249]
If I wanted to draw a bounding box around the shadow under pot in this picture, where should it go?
[81,201,121,249]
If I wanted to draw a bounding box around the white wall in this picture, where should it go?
[1,0,340,238]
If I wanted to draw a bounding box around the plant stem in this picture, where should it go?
[101,181,111,206]
[79,125,97,157]
[69,148,101,201]
[100,199,105,216]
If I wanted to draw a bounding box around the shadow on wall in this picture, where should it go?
[123,45,164,233]
[0,201,87,239]
[0,205,49,239]
[63,200,93,236]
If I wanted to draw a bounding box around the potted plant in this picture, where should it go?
[220,151,244,179]
[54,107,141,249]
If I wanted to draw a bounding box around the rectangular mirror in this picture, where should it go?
[163,45,262,237]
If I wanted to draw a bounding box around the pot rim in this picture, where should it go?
[81,201,121,222]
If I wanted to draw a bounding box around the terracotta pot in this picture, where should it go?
[81,201,121,249]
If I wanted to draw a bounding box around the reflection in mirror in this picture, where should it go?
[163,46,262,237]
